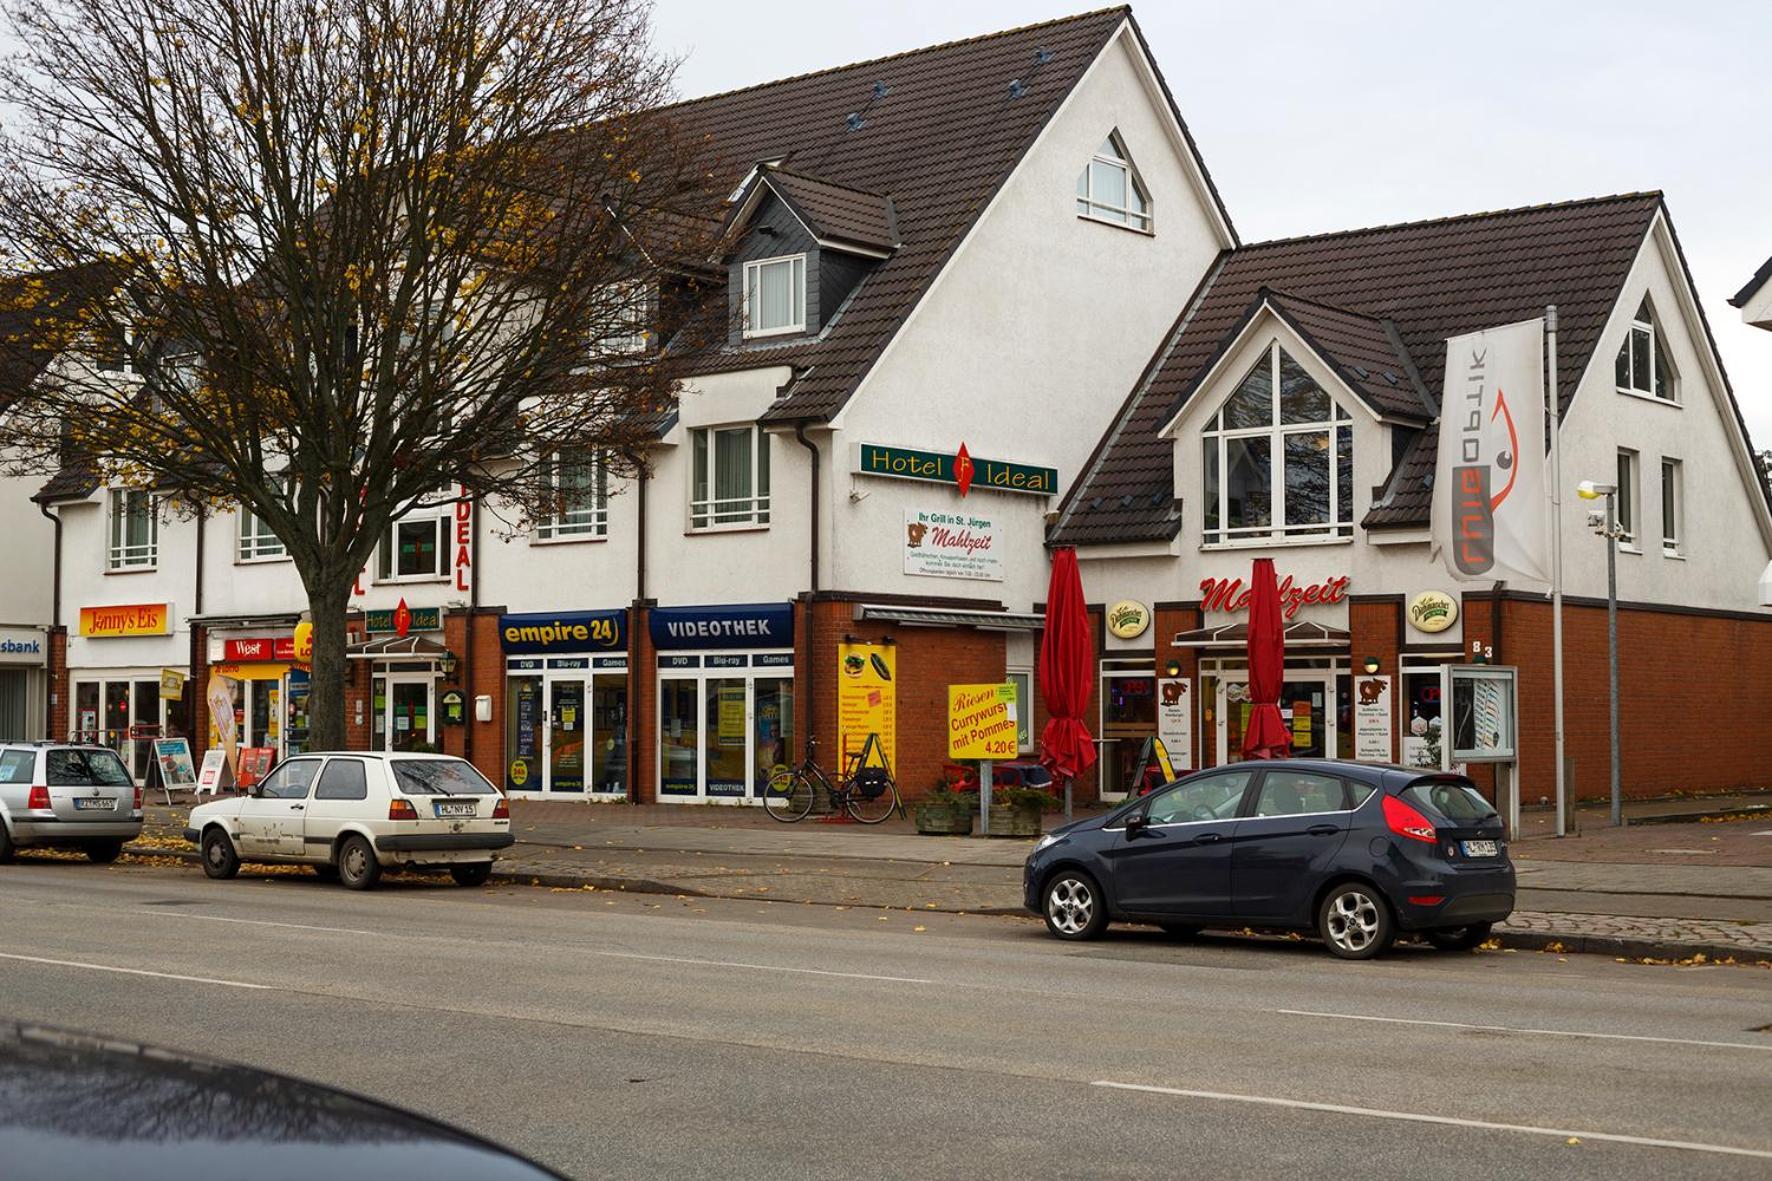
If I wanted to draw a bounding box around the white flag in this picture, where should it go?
[1431,318,1550,584]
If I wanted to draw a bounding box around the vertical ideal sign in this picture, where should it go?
[837,642,897,773]
[948,683,1018,759]
[452,482,473,593]
[1353,674,1393,762]
[1431,318,1550,584]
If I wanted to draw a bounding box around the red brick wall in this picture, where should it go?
[46,627,67,740]
[1349,598,1402,762]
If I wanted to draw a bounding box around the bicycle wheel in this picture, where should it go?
[764,767,815,822]
[845,768,899,824]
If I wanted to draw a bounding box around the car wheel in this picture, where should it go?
[335,835,381,891]
[1318,882,1394,960]
[1158,923,1202,940]
[85,839,125,864]
[450,863,493,887]
[1425,922,1493,952]
[0,823,14,864]
[201,828,240,880]
[1042,869,1108,941]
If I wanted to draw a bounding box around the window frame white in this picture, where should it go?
[689,424,772,532]
[236,478,290,563]
[1616,448,1640,551]
[106,488,158,571]
[741,254,807,340]
[601,281,652,356]
[1660,456,1683,557]
[535,448,609,543]
[1075,132,1152,233]
[375,492,452,582]
[1615,297,1678,404]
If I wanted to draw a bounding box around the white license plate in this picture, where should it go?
[435,802,477,818]
[73,797,116,811]
[1462,839,1499,857]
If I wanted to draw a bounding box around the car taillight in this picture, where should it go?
[27,785,49,810]
[492,798,509,819]
[133,786,143,810]
[1382,794,1436,843]
[388,799,418,820]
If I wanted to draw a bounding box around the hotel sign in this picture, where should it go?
[79,603,172,638]
[364,606,441,634]
[856,443,1057,497]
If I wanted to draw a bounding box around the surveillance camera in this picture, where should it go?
[1586,510,1605,530]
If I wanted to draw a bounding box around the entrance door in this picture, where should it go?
[1212,671,1336,764]
[548,679,586,793]
[381,677,433,751]
[1099,670,1158,800]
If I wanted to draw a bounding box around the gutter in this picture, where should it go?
[793,421,821,757]
[630,459,650,803]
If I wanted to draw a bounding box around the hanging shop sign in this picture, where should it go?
[1106,600,1151,640]
[79,602,172,638]
[159,668,186,700]
[499,610,627,654]
[1354,674,1393,762]
[856,442,1058,497]
[948,682,1019,760]
[904,508,1003,582]
[1199,574,1349,620]
[0,627,46,664]
[1156,678,1193,774]
[1407,590,1459,634]
[363,605,442,634]
[222,637,299,662]
[452,482,474,593]
[837,642,897,775]
[649,603,794,650]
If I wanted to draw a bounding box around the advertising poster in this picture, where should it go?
[1156,678,1193,774]
[948,683,1018,760]
[837,642,897,773]
[904,508,1003,582]
[206,672,239,776]
[152,738,198,791]
[717,686,746,743]
[236,747,275,788]
[196,748,232,794]
[1354,675,1393,763]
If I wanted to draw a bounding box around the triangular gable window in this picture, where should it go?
[1615,296,1676,402]
[1075,132,1150,231]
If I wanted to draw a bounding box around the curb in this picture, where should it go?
[1492,927,1772,965]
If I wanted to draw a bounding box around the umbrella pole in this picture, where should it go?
[1063,774,1072,821]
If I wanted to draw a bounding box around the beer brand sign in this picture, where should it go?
[1407,591,1459,634]
[1199,575,1349,620]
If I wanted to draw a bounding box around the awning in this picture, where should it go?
[1173,620,1350,648]
[855,604,1044,632]
[347,635,451,660]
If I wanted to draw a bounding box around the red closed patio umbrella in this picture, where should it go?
[1039,547,1096,818]
[1243,557,1292,760]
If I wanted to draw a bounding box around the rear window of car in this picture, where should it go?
[45,749,133,787]
[0,750,35,783]
[1402,779,1495,823]
[391,759,498,796]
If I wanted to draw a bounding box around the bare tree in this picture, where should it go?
[0,0,714,749]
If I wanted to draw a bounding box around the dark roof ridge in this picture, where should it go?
[1730,253,1772,308]
[1236,191,1665,254]
[661,6,1130,114]
[1257,287,1383,321]
[761,163,887,198]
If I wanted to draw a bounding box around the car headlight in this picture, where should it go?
[1033,833,1060,854]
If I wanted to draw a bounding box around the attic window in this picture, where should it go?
[742,255,806,339]
[1615,296,1676,403]
[1075,133,1150,232]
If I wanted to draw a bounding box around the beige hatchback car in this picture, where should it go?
[184,752,513,889]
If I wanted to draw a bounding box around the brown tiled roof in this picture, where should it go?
[657,6,1234,422]
[1051,192,1665,544]
[33,462,99,504]
[1731,254,1772,308]
[756,167,899,254]
[0,262,114,408]
[1363,426,1437,527]
[1262,291,1432,420]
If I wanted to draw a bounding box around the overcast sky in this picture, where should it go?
[654,0,1772,449]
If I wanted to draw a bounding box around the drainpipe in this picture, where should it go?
[37,501,61,628]
[793,422,820,755]
[793,422,820,593]
[629,459,649,803]
[37,501,61,739]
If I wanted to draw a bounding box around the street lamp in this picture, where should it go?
[1577,480,1622,826]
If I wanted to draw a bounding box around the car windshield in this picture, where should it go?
[1402,779,1496,824]
[45,749,133,787]
[391,759,499,796]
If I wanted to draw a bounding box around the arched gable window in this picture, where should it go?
[1075,132,1150,231]
[1615,296,1676,402]
[1202,343,1353,545]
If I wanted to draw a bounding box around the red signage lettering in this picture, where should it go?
[1199,574,1351,620]
[453,484,473,592]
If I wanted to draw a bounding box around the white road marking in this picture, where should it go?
[137,910,379,937]
[0,951,270,991]
[1274,1008,1772,1053]
[593,950,932,985]
[1091,1081,1772,1160]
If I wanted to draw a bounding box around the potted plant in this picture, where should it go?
[987,787,1051,838]
[914,780,977,835]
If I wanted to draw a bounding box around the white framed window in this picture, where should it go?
[1615,297,1677,403]
[537,448,608,541]
[1202,343,1353,546]
[1007,667,1035,754]
[690,425,770,530]
[1616,448,1639,549]
[742,255,806,339]
[376,493,450,581]
[237,479,289,562]
[602,282,651,355]
[95,321,140,378]
[1075,132,1151,231]
[1661,457,1682,556]
[106,489,157,570]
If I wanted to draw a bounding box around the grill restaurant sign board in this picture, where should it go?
[904,509,1004,582]
[949,682,1019,760]
[1431,318,1550,584]
[857,443,1057,497]
[837,642,897,773]
[79,603,172,638]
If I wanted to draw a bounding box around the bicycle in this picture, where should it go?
[763,735,901,824]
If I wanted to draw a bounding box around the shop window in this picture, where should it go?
[1616,448,1638,549]
[690,425,771,530]
[1661,458,1682,555]
[1075,132,1151,231]
[376,493,451,580]
[1615,297,1676,402]
[107,489,157,570]
[741,255,805,339]
[237,479,289,561]
[537,449,608,541]
[1203,343,1353,545]
[1007,668,1035,754]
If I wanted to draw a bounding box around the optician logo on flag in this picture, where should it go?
[1431,318,1550,584]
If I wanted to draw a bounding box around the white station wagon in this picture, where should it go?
[184,752,513,889]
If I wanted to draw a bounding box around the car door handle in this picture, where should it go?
[1307,824,1338,836]
[1193,832,1222,844]
[290,804,305,811]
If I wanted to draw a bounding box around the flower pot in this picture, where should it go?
[987,801,1042,838]
[914,802,974,835]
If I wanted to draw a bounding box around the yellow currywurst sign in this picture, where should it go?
[79,603,171,638]
[948,682,1019,760]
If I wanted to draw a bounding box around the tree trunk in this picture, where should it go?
[305,579,354,752]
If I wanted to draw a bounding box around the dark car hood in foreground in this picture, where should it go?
[0,1023,565,1181]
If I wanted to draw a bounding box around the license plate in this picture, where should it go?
[73,797,116,811]
[435,802,476,818]
[1462,839,1499,857]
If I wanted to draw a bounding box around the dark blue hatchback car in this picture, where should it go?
[1023,759,1514,959]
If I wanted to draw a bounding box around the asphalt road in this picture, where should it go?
[1,858,1769,1180]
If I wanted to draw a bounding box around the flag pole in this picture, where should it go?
[1547,305,1567,838]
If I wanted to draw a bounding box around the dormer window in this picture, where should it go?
[742,255,806,339]
[1615,297,1676,402]
[1076,133,1150,232]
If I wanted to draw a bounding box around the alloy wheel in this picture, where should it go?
[1325,888,1381,954]
[1047,876,1095,936]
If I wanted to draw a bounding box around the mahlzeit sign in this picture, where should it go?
[79,603,172,638]
[1199,574,1349,620]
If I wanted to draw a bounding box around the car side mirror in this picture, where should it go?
[1124,813,1148,837]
